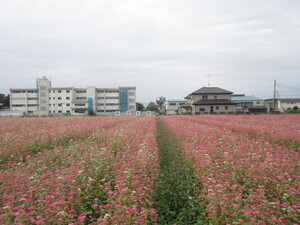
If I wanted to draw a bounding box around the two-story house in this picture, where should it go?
[184,87,237,115]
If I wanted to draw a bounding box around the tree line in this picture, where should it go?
[136,96,166,115]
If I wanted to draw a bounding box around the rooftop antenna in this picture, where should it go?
[207,74,211,86]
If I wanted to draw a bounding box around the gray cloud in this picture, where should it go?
[1,0,300,103]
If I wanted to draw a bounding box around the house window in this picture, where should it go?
[225,106,228,110]
[203,95,208,99]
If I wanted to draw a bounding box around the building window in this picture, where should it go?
[66,90,70,93]
[75,90,86,93]
[58,90,61,93]
[27,90,37,93]
[97,110,105,112]
[12,90,26,93]
[106,97,119,99]
[97,90,105,93]
[58,97,62,100]
[225,106,228,110]
[75,104,85,106]
[169,103,176,106]
[216,106,219,110]
[129,92,135,96]
[12,104,26,107]
[28,104,38,107]
[58,110,62,113]
[66,104,70,106]
[66,110,70,113]
[199,108,205,112]
[66,97,70,100]
[214,96,217,99]
[203,95,208,99]
[53,97,55,100]
[97,97,105,99]
[129,105,135,109]
[129,99,135,103]
[76,97,86,100]
[58,103,62,106]
[97,103,105,106]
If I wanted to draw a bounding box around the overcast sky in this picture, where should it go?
[1,0,299,103]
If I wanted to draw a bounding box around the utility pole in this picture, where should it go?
[273,79,276,112]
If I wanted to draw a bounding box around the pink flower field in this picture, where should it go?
[0,115,299,224]
[0,117,159,224]
[161,115,300,224]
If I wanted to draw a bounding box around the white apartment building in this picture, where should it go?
[10,76,136,116]
[265,98,300,113]
[165,99,187,115]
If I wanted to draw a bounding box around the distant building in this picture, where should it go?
[10,76,136,116]
[183,87,237,115]
[265,98,300,113]
[231,94,267,114]
[165,99,187,115]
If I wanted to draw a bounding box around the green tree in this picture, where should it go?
[0,94,10,110]
[156,96,166,115]
[136,102,145,111]
[146,102,158,111]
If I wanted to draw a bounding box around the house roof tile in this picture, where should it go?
[191,87,233,95]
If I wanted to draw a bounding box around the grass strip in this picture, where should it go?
[154,118,207,225]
